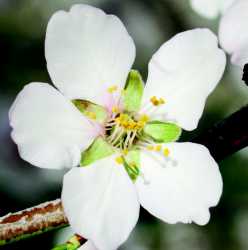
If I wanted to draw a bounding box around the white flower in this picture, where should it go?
[9,4,226,250]
[190,0,235,19]
[190,0,248,68]
[219,0,248,68]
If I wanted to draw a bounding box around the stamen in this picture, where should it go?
[146,145,154,151]
[150,96,160,106]
[129,131,137,148]
[139,96,166,115]
[163,148,170,157]
[106,111,149,150]
[107,85,118,93]
[150,96,166,106]
[112,129,125,146]
[107,125,120,143]
[159,98,166,104]
[155,145,162,151]
[124,131,132,149]
[115,156,124,165]
[122,149,129,155]
[140,114,150,123]
[143,150,167,168]
[140,171,150,185]
[112,106,119,114]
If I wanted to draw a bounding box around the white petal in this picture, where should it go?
[190,0,221,19]
[62,155,140,250]
[190,0,235,19]
[9,83,97,169]
[79,241,97,250]
[45,4,135,106]
[219,0,248,68]
[136,142,223,225]
[143,29,226,131]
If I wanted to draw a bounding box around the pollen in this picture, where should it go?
[115,156,124,164]
[150,96,166,106]
[122,149,129,155]
[155,145,162,151]
[107,85,118,93]
[163,148,170,157]
[136,121,145,129]
[146,145,154,151]
[112,106,119,113]
[150,96,159,106]
[159,98,166,104]
[115,113,145,131]
[140,114,149,123]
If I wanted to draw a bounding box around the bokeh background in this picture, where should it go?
[0,0,248,249]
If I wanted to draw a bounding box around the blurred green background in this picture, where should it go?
[0,0,248,249]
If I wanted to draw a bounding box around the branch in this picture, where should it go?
[192,105,248,161]
[0,105,247,247]
[242,64,248,86]
[0,199,68,245]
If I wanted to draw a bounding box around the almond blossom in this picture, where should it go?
[219,0,248,68]
[190,0,248,68]
[190,0,235,19]
[9,4,226,250]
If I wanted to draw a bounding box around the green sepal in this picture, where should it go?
[72,99,108,123]
[143,121,181,143]
[51,243,77,250]
[51,235,81,250]
[123,70,144,113]
[123,150,140,182]
[80,137,115,166]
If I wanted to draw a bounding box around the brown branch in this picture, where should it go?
[0,199,68,245]
[192,105,248,161]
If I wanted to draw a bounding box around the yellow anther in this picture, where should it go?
[155,145,162,151]
[107,85,118,93]
[112,106,119,113]
[135,121,144,130]
[150,96,166,106]
[140,114,149,123]
[85,111,96,120]
[119,113,127,121]
[159,98,166,104]
[122,149,129,155]
[128,121,136,130]
[129,162,137,169]
[147,145,154,151]
[163,148,170,157]
[122,121,129,128]
[150,96,160,106]
[115,156,124,165]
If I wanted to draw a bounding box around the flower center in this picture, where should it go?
[105,112,149,150]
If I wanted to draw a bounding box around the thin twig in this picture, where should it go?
[0,105,247,246]
[0,199,68,245]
